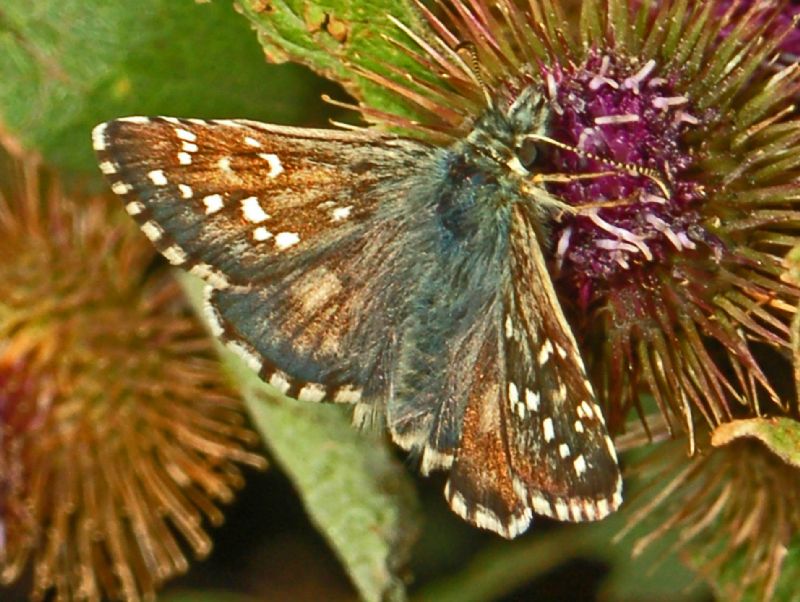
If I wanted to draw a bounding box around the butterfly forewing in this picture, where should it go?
[94,117,437,402]
[94,117,429,282]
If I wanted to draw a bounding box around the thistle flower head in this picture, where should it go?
[715,1,800,64]
[349,0,800,442]
[0,143,266,601]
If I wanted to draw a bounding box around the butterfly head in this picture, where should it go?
[458,86,553,181]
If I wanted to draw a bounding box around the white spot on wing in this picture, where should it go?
[334,385,361,403]
[531,493,551,516]
[228,341,262,373]
[593,403,606,425]
[543,417,555,442]
[269,371,291,393]
[554,499,570,520]
[203,286,224,337]
[125,201,144,216]
[179,184,193,199]
[118,116,151,124]
[574,455,587,476]
[218,156,233,173]
[92,123,108,151]
[559,443,570,458]
[99,161,117,174]
[525,389,540,412]
[253,226,273,242]
[605,435,618,462]
[613,486,623,509]
[538,340,553,365]
[190,262,230,289]
[203,194,225,214]
[241,196,270,223]
[112,182,132,195]
[420,446,454,475]
[555,382,567,403]
[569,500,584,521]
[275,232,300,249]
[259,153,284,178]
[298,383,327,402]
[162,245,188,265]
[140,220,164,242]
[147,169,168,186]
[331,205,352,221]
[504,315,514,339]
[574,419,584,433]
[508,382,519,405]
[244,136,262,148]
[447,486,469,518]
[175,128,197,142]
[178,151,192,165]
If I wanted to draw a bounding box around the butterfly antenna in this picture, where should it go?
[523,133,672,200]
[455,41,494,109]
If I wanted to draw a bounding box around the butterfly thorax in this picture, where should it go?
[435,87,553,245]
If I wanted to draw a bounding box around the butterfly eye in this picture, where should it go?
[516,137,544,171]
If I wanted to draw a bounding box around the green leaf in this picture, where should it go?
[711,417,800,469]
[0,0,335,173]
[235,0,431,120]
[414,506,706,602]
[180,274,420,602]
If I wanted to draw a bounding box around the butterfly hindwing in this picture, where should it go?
[205,213,426,405]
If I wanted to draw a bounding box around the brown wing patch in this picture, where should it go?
[444,331,532,539]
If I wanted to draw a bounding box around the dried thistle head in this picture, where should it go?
[0,142,266,601]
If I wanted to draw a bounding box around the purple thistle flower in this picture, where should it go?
[543,54,707,310]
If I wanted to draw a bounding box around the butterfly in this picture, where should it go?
[92,86,622,538]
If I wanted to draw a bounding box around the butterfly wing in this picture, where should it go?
[442,204,622,537]
[93,117,439,410]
